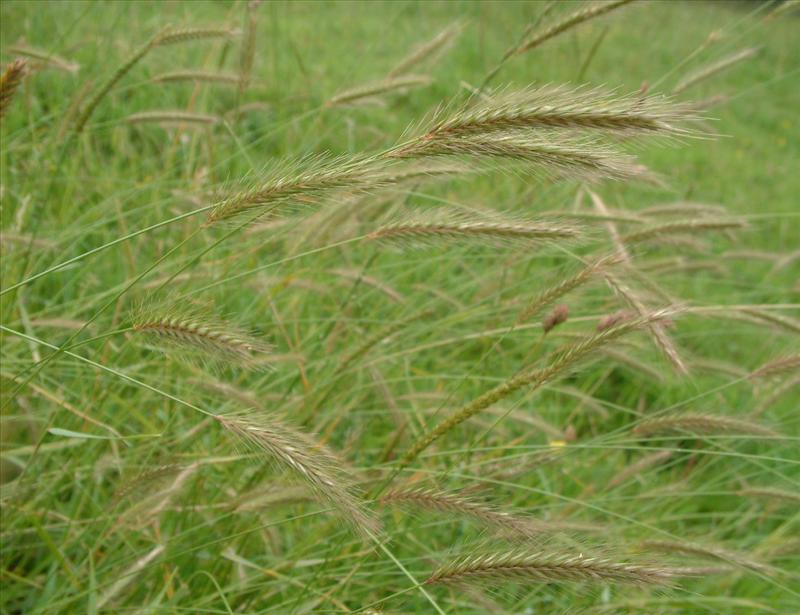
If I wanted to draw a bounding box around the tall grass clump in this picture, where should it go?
[1,1,797,613]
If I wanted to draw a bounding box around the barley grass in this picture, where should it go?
[132,307,271,369]
[516,255,616,324]
[152,70,240,85]
[125,110,220,125]
[426,546,684,586]
[424,84,698,137]
[400,309,676,469]
[379,486,550,537]
[513,0,637,56]
[327,75,432,107]
[737,486,800,504]
[388,22,463,77]
[367,210,583,248]
[4,45,78,73]
[673,47,761,94]
[640,539,773,574]
[750,353,800,379]
[216,411,379,537]
[633,414,777,438]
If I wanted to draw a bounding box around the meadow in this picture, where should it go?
[1,0,799,613]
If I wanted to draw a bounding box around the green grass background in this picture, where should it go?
[1,1,798,613]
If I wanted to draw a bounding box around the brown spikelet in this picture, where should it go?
[750,353,800,379]
[597,309,634,332]
[216,411,379,537]
[640,540,774,575]
[632,413,777,438]
[132,307,271,370]
[673,47,761,94]
[426,547,686,586]
[513,0,636,55]
[400,308,677,469]
[517,254,616,324]
[379,486,552,537]
[326,75,432,107]
[0,59,27,119]
[388,21,463,77]
[542,304,569,334]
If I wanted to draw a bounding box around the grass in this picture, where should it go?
[1,0,799,613]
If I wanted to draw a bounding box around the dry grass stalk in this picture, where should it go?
[400,309,675,468]
[327,75,432,107]
[632,413,777,438]
[608,450,673,488]
[368,209,583,248]
[517,255,616,325]
[424,84,698,138]
[379,486,549,537]
[152,70,240,85]
[602,272,687,374]
[125,110,220,125]
[388,21,463,77]
[0,59,27,118]
[5,45,78,72]
[132,308,271,369]
[542,304,569,334]
[513,0,636,55]
[216,411,379,537]
[640,539,773,574]
[426,546,684,586]
[750,353,800,379]
[620,219,745,244]
[737,486,800,504]
[673,47,761,94]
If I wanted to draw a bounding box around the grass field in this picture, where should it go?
[1,1,799,613]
